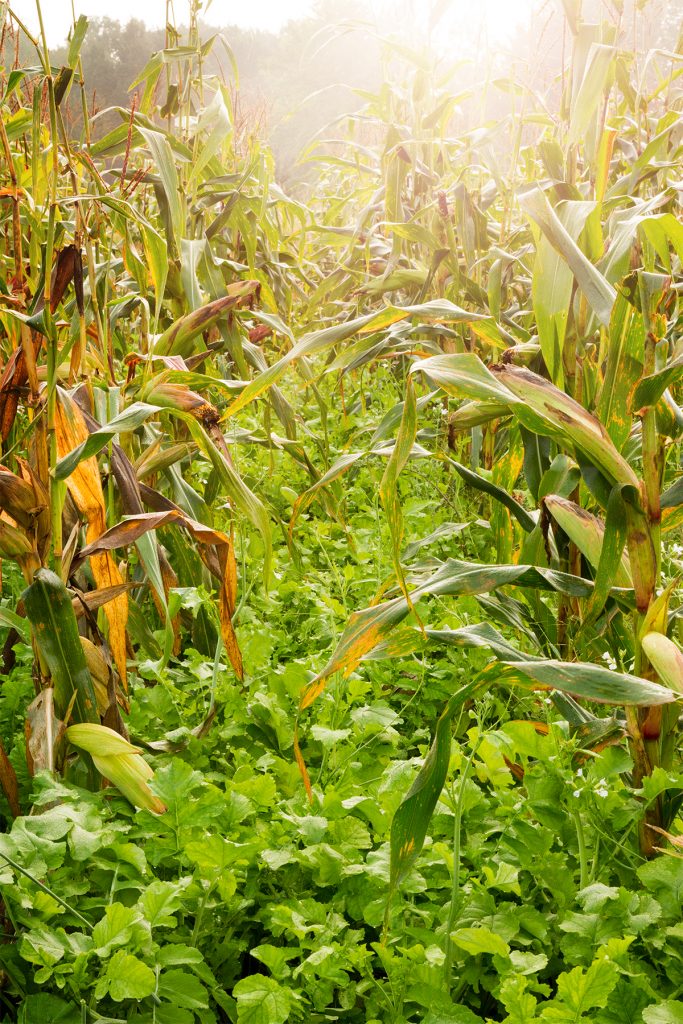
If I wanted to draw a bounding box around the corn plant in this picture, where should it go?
[285,0,683,900]
[0,3,297,808]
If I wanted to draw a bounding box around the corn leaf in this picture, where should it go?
[22,569,99,724]
[519,186,616,326]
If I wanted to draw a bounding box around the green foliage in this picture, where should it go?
[0,0,682,1021]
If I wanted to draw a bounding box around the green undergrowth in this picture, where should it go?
[1,390,683,1023]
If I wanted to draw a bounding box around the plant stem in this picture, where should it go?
[444,731,482,989]
[572,808,589,891]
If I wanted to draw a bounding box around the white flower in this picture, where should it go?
[596,787,609,798]
[576,768,584,778]
[573,789,581,798]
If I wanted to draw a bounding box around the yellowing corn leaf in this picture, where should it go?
[56,388,129,688]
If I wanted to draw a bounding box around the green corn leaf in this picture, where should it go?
[582,486,631,624]
[0,607,30,642]
[520,426,551,504]
[519,186,616,326]
[597,289,644,450]
[632,355,683,413]
[188,90,232,186]
[448,459,536,532]
[538,454,581,502]
[154,283,260,357]
[389,677,482,890]
[22,569,99,724]
[139,126,184,251]
[67,15,89,69]
[494,364,640,489]
[498,659,675,706]
[532,200,596,388]
[413,353,515,404]
[181,416,272,585]
[300,559,631,708]
[568,43,615,146]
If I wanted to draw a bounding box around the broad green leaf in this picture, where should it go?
[157,971,209,1010]
[96,951,156,1002]
[555,960,619,1016]
[451,927,510,958]
[233,975,290,1024]
[92,903,140,957]
[185,836,259,875]
[643,1002,683,1024]
[140,879,184,928]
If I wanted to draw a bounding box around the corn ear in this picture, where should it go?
[65,724,166,813]
[448,401,510,431]
[141,377,219,423]
[641,633,683,695]
[153,283,260,357]
[0,466,45,530]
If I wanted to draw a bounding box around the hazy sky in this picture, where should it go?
[9,0,536,47]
